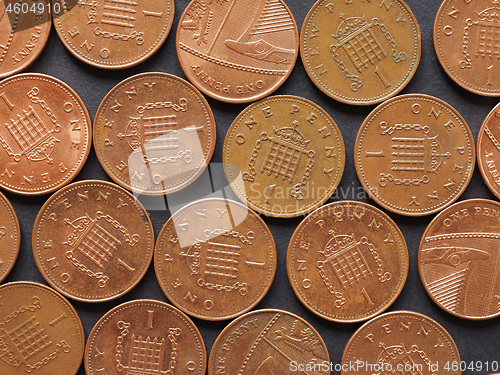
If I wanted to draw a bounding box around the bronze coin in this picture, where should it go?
[0,0,51,78]
[0,73,92,195]
[355,94,475,216]
[52,0,174,69]
[223,95,345,218]
[0,281,84,375]
[301,0,421,105]
[176,0,298,103]
[94,72,216,196]
[341,311,460,375]
[0,190,20,283]
[477,102,500,199]
[155,198,277,321]
[419,198,500,320]
[208,309,330,375]
[85,299,206,375]
[287,201,408,323]
[32,180,154,303]
[434,0,500,96]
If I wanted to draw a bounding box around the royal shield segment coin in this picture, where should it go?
[477,102,500,199]
[0,190,20,283]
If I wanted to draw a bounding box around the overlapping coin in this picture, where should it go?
[477,102,500,199]
[0,190,20,283]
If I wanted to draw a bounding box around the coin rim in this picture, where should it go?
[0,190,20,283]
[477,102,500,200]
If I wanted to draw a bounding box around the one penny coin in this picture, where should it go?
[355,94,475,216]
[52,0,174,69]
[0,281,84,375]
[223,95,345,218]
[176,0,298,103]
[0,73,91,195]
[0,190,20,283]
[287,201,408,323]
[85,299,206,375]
[419,199,500,320]
[301,0,421,105]
[32,180,154,303]
[155,198,276,321]
[94,72,216,196]
[208,309,330,375]
[477,102,500,199]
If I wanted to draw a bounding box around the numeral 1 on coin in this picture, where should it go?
[374,66,391,89]
[487,65,494,86]
[361,287,374,306]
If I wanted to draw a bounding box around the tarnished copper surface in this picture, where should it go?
[32,180,154,302]
[93,72,216,196]
[0,281,84,375]
[0,190,20,283]
[434,0,500,96]
[155,198,276,321]
[477,102,500,199]
[176,0,298,103]
[85,299,206,375]
[301,0,420,105]
[341,311,461,375]
[287,201,408,323]
[52,0,174,69]
[0,73,91,195]
[223,95,345,218]
[208,309,330,375]
[355,94,475,216]
[419,199,500,320]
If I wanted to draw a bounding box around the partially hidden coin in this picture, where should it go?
[223,95,345,218]
[301,0,421,105]
[0,73,91,195]
[287,201,408,323]
[85,299,206,375]
[0,190,20,283]
[0,0,51,78]
[176,0,298,103]
[341,311,460,375]
[477,102,500,199]
[355,94,475,216]
[208,309,330,375]
[52,0,174,69]
[32,180,154,302]
[155,198,277,321]
[419,199,500,320]
[0,281,84,375]
[94,72,216,195]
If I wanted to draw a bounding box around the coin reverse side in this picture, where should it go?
[0,190,20,283]
[477,102,500,199]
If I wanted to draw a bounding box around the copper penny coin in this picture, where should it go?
[52,0,174,69]
[223,95,345,218]
[341,311,460,375]
[355,94,475,216]
[0,0,51,78]
[32,180,154,303]
[208,309,330,375]
[419,199,500,320]
[155,198,277,321]
[434,0,500,96]
[287,201,408,323]
[85,299,206,375]
[176,0,298,103]
[301,0,421,105]
[0,73,91,195]
[0,190,20,283]
[94,72,216,196]
[0,281,84,375]
[477,102,500,199]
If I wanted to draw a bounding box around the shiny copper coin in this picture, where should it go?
[0,190,20,283]
[287,201,408,323]
[355,94,475,216]
[0,281,84,375]
[176,0,298,103]
[94,72,216,195]
[419,199,500,320]
[477,102,500,199]
[434,0,500,96]
[341,311,460,375]
[0,0,51,78]
[86,299,206,374]
[301,0,421,105]
[32,180,154,302]
[155,198,277,321]
[0,73,91,195]
[52,0,174,69]
[208,309,330,375]
[223,95,345,218]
